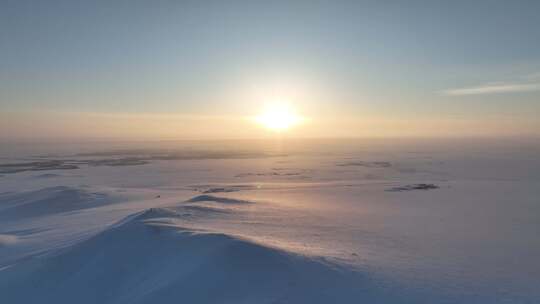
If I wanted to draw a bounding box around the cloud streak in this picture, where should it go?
[443,82,540,96]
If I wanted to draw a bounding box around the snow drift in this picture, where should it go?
[0,207,373,304]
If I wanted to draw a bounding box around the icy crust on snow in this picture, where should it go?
[0,207,373,304]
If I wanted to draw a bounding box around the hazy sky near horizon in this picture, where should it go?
[1,0,540,140]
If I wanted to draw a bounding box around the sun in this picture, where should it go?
[255,103,301,131]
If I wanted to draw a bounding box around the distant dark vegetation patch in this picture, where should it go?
[386,183,439,192]
[0,158,150,174]
[0,161,79,174]
[0,149,287,174]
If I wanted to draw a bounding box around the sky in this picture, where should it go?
[1,0,540,140]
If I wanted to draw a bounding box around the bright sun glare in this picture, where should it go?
[255,103,301,131]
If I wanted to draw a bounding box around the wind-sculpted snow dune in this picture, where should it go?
[0,207,385,304]
[0,186,110,221]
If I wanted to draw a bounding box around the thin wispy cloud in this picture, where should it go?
[442,75,540,96]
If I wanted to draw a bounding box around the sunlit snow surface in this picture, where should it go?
[0,139,539,303]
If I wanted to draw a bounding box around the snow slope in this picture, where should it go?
[1,139,539,303]
[0,186,110,221]
[0,207,376,304]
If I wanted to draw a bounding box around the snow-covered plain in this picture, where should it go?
[1,138,539,303]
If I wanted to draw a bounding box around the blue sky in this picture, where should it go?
[1,0,540,139]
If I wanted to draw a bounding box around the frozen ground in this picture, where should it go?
[0,138,539,303]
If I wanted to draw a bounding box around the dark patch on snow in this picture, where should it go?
[86,158,150,167]
[0,149,288,175]
[0,161,79,174]
[31,173,62,179]
[0,157,149,174]
[191,184,258,194]
[203,187,241,194]
[183,205,232,215]
[0,227,50,236]
[386,183,439,192]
